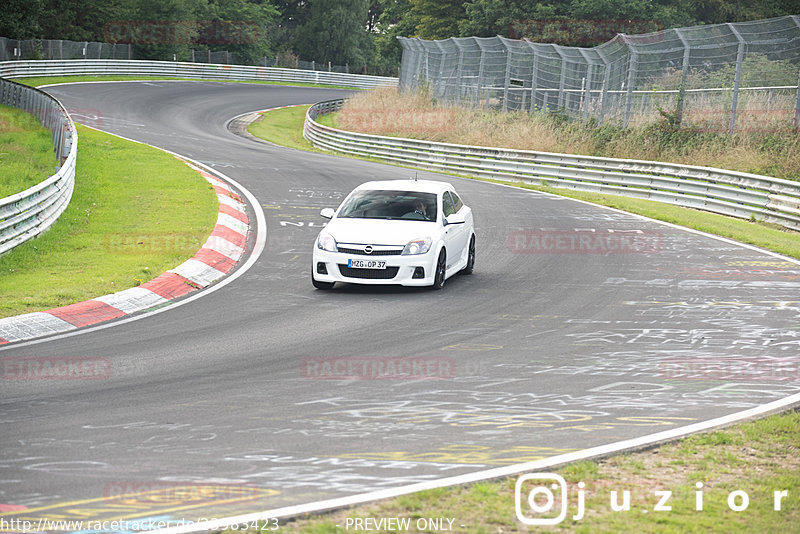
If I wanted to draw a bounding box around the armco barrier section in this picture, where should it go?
[304,99,800,231]
[0,60,398,89]
[0,78,77,255]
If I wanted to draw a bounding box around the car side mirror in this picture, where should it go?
[320,208,335,219]
[445,213,466,225]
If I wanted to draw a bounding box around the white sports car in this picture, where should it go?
[312,179,475,290]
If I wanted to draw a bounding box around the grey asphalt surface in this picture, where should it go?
[1,81,800,526]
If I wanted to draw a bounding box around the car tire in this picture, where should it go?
[431,249,446,290]
[312,272,335,290]
[462,235,475,275]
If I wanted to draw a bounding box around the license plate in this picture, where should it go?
[348,259,386,269]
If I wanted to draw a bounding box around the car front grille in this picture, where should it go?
[337,264,399,279]
[337,246,403,256]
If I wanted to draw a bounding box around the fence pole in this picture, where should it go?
[727,23,746,135]
[621,35,638,128]
[501,39,512,112]
[433,40,447,100]
[595,48,610,125]
[794,67,800,131]
[674,28,691,127]
[578,49,595,122]
[453,39,465,104]
[554,45,567,110]
[475,38,486,110]
[527,41,539,113]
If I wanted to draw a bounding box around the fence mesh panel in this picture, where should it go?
[0,37,132,61]
[399,15,800,133]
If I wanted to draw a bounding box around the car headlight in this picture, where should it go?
[317,233,338,252]
[402,237,432,255]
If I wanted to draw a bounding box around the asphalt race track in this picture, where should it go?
[2,81,800,527]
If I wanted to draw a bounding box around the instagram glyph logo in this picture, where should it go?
[515,473,584,525]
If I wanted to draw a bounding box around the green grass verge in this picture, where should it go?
[247,105,317,151]
[246,411,798,533]
[0,104,59,198]
[0,124,218,318]
[249,107,800,261]
[13,75,360,91]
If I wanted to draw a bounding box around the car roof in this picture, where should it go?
[354,179,454,195]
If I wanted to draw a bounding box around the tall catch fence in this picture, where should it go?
[2,37,370,75]
[398,15,800,133]
[0,37,132,61]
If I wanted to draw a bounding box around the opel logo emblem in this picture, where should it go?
[364,245,373,254]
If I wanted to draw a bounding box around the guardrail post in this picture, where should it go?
[727,23,746,135]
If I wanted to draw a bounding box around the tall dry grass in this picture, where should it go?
[335,88,800,181]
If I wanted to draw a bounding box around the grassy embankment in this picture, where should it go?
[0,119,218,318]
[0,104,59,198]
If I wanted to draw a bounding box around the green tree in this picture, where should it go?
[130,0,207,61]
[294,0,372,68]
[205,0,279,64]
[0,0,43,40]
[460,0,562,38]
[409,0,466,40]
[371,0,415,75]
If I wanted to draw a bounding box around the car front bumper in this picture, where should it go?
[312,248,437,286]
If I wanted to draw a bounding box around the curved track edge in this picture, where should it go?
[152,392,800,533]
[0,126,267,350]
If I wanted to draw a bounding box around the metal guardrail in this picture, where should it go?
[0,78,77,255]
[304,99,800,231]
[0,59,398,89]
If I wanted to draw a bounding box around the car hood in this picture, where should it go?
[324,218,437,246]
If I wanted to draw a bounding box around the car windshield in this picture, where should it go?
[337,190,437,222]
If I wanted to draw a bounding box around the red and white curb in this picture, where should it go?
[0,161,250,345]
